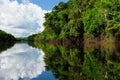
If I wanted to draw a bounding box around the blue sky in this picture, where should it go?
[17,0,68,10]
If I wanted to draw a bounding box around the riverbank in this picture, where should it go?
[34,35,117,50]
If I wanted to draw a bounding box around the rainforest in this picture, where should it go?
[0,0,120,80]
[28,0,120,43]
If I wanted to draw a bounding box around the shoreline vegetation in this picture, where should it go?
[28,32,117,49]
[1,0,120,46]
[0,30,16,42]
[28,0,120,45]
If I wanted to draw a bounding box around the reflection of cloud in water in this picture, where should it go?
[0,43,45,80]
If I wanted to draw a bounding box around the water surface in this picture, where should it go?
[34,42,120,80]
[0,42,120,80]
[0,43,57,80]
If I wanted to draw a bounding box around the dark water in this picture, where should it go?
[0,42,120,80]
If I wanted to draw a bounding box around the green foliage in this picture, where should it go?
[35,27,57,40]
[83,8,104,37]
[27,34,37,41]
[33,0,120,40]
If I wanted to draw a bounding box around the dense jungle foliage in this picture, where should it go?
[32,0,120,40]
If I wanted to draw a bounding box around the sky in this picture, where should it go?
[0,0,68,37]
[17,0,68,10]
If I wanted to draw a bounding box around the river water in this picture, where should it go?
[0,42,120,80]
[0,43,57,80]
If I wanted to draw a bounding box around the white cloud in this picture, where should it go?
[0,0,46,37]
[0,43,45,80]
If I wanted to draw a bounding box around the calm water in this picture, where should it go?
[0,42,120,80]
[0,43,57,80]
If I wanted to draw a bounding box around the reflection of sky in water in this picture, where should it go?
[0,43,57,80]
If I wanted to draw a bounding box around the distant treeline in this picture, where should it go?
[0,30,16,42]
[29,0,120,41]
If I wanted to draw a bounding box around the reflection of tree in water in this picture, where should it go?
[0,30,16,53]
[0,42,14,53]
[83,43,120,80]
[34,42,120,80]
[34,42,84,80]
[105,42,120,80]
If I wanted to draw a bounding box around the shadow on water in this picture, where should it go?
[0,40,31,53]
[33,41,120,80]
[0,42,15,53]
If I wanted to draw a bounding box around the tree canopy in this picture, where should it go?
[32,0,120,40]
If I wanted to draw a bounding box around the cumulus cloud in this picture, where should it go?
[0,0,46,37]
[0,43,45,80]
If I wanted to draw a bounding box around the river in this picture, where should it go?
[0,43,57,80]
[0,42,120,80]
